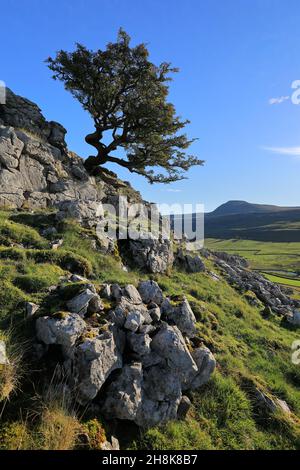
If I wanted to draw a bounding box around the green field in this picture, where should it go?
[262,273,300,287]
[205,238,300,299]
[205,238,300,273]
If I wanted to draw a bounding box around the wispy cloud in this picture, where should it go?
[268,95,290,105]
[262,146,300,158]
[164,188,183,193]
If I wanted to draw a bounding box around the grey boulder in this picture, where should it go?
[124,311,144,332]
[136,364,182,428]
[127,332,152,357]
[72,330,123,404]
[67,289,101,317]
[254,389,290,415]
[188,346,216,390]
[175,249,205,273]
[162,297,197,338]
[138,280,164,305]
[287,310,300,326]
[128,236,174,274]
[151,324,198,387]
[25,301,40,317]
[123,284,142,304]
[36,313,86,356]
[102,362,143,421]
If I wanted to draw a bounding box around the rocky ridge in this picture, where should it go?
[213,251,300,325]
[0,88,173,274]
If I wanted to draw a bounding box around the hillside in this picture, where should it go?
[1,210,300,450]
[209,200,300,217]
[171,201,300,242]
[1,91,300,451]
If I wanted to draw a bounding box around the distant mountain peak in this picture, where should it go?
[210,200,300,217]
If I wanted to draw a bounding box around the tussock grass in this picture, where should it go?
[0,330,26,403]
[0,367,80,450]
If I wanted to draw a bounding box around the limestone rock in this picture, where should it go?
[110,295,151,328]
[127,332,152,357]
[73,330,123,404]
[214,252,299,316]
[102,362,143,421]
[101,436,120,451]
[138,280,164,305]
[136,364,182,428]
[162,297,197,338]
[128,236,173,274]
[101,284,111,299]
[0,88,67,150]
[66,289,99,317]
[0,126,24,169]
[35,313,86,357]
[148,305,161,322]
[110,284,123,301]
[188,346,216,390]
[177,395,192,419]
[254,389,290,415]
[87,295,104,315]
[123,284,142,304]
[124,311,144,332]
[70,274,88,283]
[25,302,40,317]
[151,324,198,387]
[175,249,205,273]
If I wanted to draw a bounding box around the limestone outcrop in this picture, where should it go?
[0,89,173,273]
[35,279,216,428]
[213,251,300,318]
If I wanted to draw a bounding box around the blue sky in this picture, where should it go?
[1,0,300,212]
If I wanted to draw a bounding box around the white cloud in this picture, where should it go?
[262,146,300,158]
[163,188,183,193]
[268,95,289,105]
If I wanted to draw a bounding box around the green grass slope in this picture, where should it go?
[205,209,300,242]
[0,210,300,450]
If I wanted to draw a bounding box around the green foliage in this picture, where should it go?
[191,373,266,449]
[28,249,93,277]
[0,247,26,262]
[13,263,64,293]
[0,280,27,319]
[80,419,106,449]
[136,420,213,450]
[46,29,203,183]
[0,422,32,450]
[0,211,46,248]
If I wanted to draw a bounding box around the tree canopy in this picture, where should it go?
[46,29,203,183]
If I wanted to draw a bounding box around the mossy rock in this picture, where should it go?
[58,282,87,301]
[51,311,70,320]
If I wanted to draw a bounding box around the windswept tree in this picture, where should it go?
[46,29,203,183]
